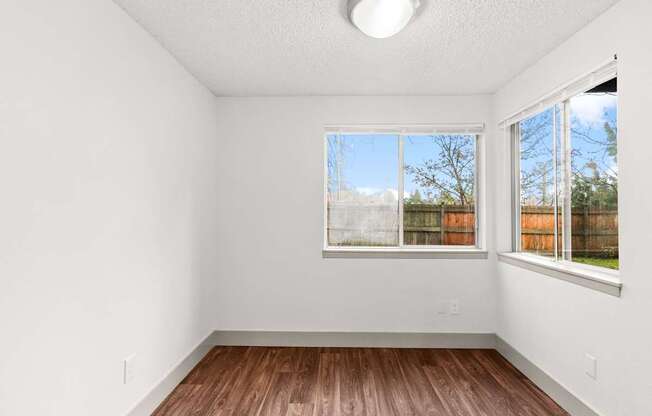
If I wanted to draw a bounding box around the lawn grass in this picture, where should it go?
[572,257,619,270]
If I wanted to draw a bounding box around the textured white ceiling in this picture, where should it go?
[113,0,619,96]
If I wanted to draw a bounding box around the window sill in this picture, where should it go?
[497,252,622,297]
[322,247,488,259]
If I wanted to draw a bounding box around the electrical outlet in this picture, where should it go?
[124,354,136,385]
[584,353,597,379]
[450,299,460,315]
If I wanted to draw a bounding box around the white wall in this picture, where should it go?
[209,96,496,334]
[6,0,648,414]
[0,1,220,415]
[493,0,652,414]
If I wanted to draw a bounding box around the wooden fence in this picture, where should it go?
[404,205,617,254]
[520,206,618,257]
[403,204,475,246]
[328,204,617,254]
[326,203,475,246]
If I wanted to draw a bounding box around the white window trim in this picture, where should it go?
[322,124,486,259]
[501,59,622,296]
[324,247,488,259]
[498,252,621,297]
[498,57,617,128]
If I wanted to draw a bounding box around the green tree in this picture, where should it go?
[571,164,618,209]
[404,189,423,205]
[570,109,618,209]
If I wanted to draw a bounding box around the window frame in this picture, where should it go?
[510,91,619,274]
[322,124,486,258]
[510,106,564,258]
[501,59,622,296]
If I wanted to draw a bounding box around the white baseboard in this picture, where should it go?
[496,336,601,416]
[125,331,599,416]
[125,333,213,416]
[206,330,496,348]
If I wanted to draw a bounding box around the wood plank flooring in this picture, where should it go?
[152,347,569,416]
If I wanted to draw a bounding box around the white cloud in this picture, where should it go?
[386,189,411,200]
[356,187,406,196]
[356,187,382,196]
[570,94,617,127]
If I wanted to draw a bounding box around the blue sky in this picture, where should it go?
[570,93,618,176]
[328,91,617,205]
[327,134,399,197]
[519,92,617,204]
[326,133,474,200]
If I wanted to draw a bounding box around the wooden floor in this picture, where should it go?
[153,347,569,416]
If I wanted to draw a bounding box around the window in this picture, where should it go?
[325,128,480,251]
[403,135,476,246]
[512,77,618,270]
[326,134,400,247]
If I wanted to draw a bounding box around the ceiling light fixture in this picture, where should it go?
[349,0,420,39]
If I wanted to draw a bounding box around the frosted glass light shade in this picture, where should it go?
[349,0,419,39]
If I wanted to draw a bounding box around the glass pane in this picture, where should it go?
[326,134,399,246]
[519,108,556,257]
[403,135,475,246]
[568,78,618,269]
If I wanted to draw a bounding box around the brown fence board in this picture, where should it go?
[520,206,618,257]
[328,204,617,255]
[403,204,475,246]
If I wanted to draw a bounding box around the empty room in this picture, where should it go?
[2,0,652,415]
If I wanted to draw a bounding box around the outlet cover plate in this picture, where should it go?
[584,353,597,379]
[450,299,460,315]
[124,354,136,384]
